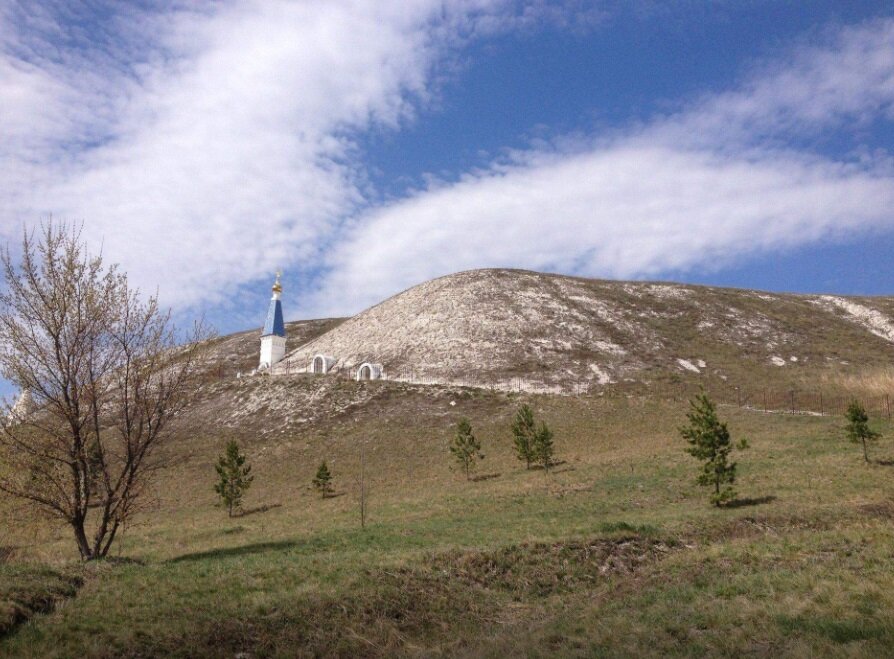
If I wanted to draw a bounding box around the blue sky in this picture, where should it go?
[2,1,894,396]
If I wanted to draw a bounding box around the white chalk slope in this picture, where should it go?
[276,269,894,390]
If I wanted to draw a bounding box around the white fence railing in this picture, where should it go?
[265,361,594,396]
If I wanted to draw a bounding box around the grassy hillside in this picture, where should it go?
[2,377,894,656]
[3,270,894,656]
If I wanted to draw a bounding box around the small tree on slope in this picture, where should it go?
[511,404,537,469]
[845,401,881,463]
[679,393,746,507]
[533,421,555,472]
[214,440,253,517]
[313,460,334,497]
[449,418,484,480]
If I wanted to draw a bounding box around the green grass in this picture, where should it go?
[2,389,894,656]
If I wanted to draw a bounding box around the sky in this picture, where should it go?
[2,0,894,398]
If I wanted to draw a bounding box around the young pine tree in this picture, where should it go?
[511,404,537,469]
[449,418,484,480]
[214,440,253,517]
[845,401,881,463]
[679,393,746,507]
[313,460,334,497]
[533,421,555,472]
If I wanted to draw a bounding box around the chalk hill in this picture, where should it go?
[258,269,894,392]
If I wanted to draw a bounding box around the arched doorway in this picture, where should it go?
[355,363,382,381]
[310,355,335,375]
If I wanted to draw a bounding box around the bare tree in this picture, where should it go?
[0,222,212,560]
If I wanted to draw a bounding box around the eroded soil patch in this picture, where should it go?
[0,565,84,638]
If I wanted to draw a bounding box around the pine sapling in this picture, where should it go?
[511,404,537,469]
[449,418,484,479]
[214,440,253,517]
[313,460,334,498]
[533,421,555,472]
[845,401,881,463]
[679,393,746,507]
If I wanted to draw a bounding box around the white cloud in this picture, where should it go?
[308,146,894,314]
[0,0,516,306]
[2,4,894,324]
[302,18,894,315]
[653,18,894,147]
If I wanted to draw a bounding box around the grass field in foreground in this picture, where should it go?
[2,388,894,657]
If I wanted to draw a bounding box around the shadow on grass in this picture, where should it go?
[168,540,299,564]
[530,460,569,472]
[777,614,888,644]
[725,495,777,509]
[875,459,894,467]
[239,503,283,517]
[100,555,146,566]
[470,472,501,482]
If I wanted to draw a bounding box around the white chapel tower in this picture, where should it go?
[259,272,286,369]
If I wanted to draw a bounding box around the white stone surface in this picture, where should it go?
[814,295,894,343]
[260,334,286,369]
[258,269,894,392]
[277,270,652,388]
[677,358,701,373]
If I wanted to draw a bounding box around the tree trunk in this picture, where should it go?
[863,438,870,463]
[72,518,93,561]
[97,520,120,558]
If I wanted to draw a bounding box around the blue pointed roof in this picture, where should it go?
[262,298,285,337]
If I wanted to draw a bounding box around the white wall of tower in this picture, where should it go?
[260,334,286,369]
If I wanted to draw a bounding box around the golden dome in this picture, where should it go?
[272,271,283,294]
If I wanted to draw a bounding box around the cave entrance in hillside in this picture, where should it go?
[355,362,381,381]
[310,355,335,375]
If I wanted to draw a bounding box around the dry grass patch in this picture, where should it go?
[821,366,894,400]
